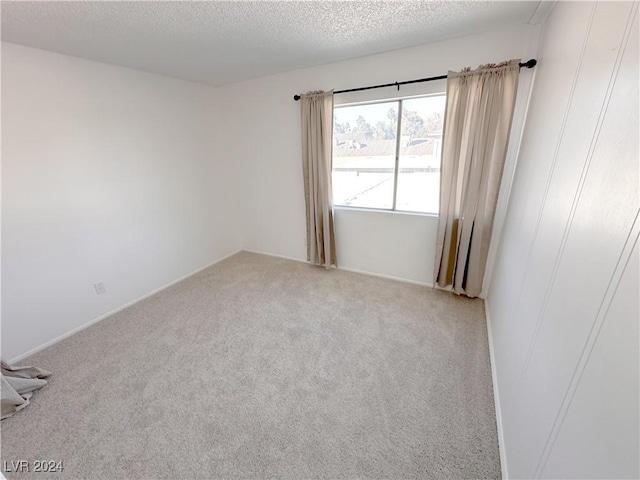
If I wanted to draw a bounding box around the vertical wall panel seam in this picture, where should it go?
[515,0,636,431]
[533,5,640,475]
[536,215,640,478]
[512,0,634,464]
[505,2,598,420]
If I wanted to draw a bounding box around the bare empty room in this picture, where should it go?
[1,1,638,479]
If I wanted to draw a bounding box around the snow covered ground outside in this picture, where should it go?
[332,154,440,213]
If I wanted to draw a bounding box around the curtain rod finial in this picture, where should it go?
[294,94,301,101]
[520,59,537,69]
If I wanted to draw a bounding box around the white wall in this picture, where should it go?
[0,24,543,360]
[3,7,637,477]
[2,43,240,361]
[487,2,639,478]
[217,24,541,285]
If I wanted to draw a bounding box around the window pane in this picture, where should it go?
[332,102,398,209]
[396,95,445,213]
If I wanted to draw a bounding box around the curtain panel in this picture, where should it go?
[434,60,520,297]
[300,90,337,268]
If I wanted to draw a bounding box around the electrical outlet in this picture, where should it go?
[93,282,107,295]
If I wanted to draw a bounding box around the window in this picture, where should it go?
[332,94,445,214]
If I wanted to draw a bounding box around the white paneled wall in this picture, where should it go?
[487,2,639,478]
[541,242,639,478]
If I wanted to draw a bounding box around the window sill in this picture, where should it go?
[333,205,439,218]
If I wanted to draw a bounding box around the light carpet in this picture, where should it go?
[1,251,500,479]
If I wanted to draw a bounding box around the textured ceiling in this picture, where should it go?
[1,1,541,86]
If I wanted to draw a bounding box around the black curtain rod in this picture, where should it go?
[293,58,537,101]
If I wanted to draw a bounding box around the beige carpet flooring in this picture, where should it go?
[1,252,500,479]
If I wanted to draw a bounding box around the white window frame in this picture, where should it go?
[331,92,446,216]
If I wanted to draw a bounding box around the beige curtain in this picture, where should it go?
[301,90,337,268]
[434,60,520,297]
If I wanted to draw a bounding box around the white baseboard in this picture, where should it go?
[242,248,308,264]
[337,265,433,288]
[8,249,242,364]
[241,249,433,288]
[10,247,434,363]
[484,299,509,479]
